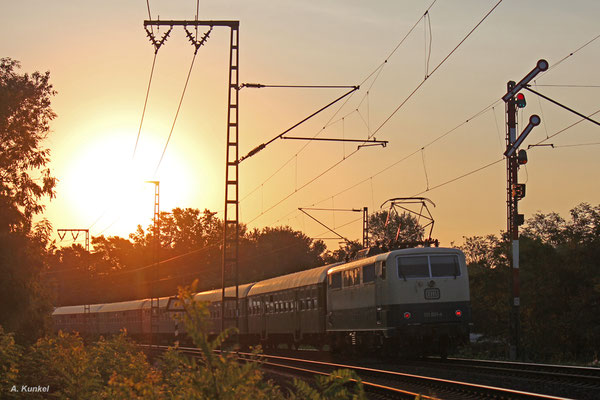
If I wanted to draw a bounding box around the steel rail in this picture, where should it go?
[427,357,600,385]
[140,345,572,399]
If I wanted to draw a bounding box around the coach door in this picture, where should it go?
[293,290,301,341]
[375,260,386,326]
[260,295,267,340]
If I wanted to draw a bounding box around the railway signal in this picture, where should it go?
[502,59,548,361]
[502,59,548,102]
[504,114,541,158]
[516,93,526,108]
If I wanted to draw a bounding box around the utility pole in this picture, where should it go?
[146,180,160,349]
[505,81,521,361]
[362,207,369,248]
[502,59,547,360]
[57,229,90,252]
[143,19,241,334]
[57,228,92,333]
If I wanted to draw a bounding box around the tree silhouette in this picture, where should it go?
[368,210,424,245]
[0,58,56,342]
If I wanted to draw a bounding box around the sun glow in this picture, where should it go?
[61,130,193,237]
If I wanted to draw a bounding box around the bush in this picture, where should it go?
[2,282,369,399]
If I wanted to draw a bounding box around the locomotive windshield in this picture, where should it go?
[397,256,429,279]
[430,255,460,278]
[397,254,461,280]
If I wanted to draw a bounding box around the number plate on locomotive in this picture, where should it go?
[424,288,440,300]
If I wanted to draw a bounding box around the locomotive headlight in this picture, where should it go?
[455,310,462,317]
[403,312,411,319]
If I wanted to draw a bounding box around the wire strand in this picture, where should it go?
[154,53,198,176]
[132,53,157,160]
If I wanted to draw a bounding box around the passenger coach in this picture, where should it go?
[53,246,471,357]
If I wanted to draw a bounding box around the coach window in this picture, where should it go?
[342,270,352,287]
[397,256,429,280]
[329,272,342,290]
[363,264,376,283]
[430,255,461,278]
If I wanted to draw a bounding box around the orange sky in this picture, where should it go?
[2,1,599,250]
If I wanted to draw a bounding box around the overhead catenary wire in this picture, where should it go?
[274,25,598,233]
[246,1,504,227]
[533,108,600,146]
[154,52,200,176]
[132,54,158,160]
[546,33,600,73]
[239,1,439,207]
[281,99,501,222]
[369,0,504,140]
[554,142,600,148]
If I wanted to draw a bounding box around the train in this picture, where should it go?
[52,246,471,357]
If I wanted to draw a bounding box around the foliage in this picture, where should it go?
[321,241,363,263]
[0,57,56,232]
[2,284,367,399]
[0,58,56,344]
[368,210,424,245]
[0,326,22,397]
[158,282,284,399]
[19,331,102,399]
[288,368,366,400]
[459,203,600,362]
[243,226,326,281]
[48,211,330,305]
[0,220,54,343]
[94,333,162,399]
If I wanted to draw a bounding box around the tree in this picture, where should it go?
[459,203,600,362]
[242,226,326,282]
[0,58,56,232]
[0,58,57,342]
[368,210,424,245]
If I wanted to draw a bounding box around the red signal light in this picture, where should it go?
[404,312,412,319]
[455,310,462,317]
[516,93,526,108]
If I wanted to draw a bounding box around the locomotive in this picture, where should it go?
[53,246,471,357]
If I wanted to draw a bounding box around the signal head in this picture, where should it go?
[516,93,526,108]
[517,149,528,164]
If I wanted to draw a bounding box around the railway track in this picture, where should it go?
[423,357,600,385]
[145,345,579,399]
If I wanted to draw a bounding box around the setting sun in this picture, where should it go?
[61,129,193,236]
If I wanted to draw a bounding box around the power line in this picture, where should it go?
[533,84,600,88]
[154,52,199,176]
[534,108,600,145]
[547,33,600,73]
[245,1,504,227]
[554,142,600,148]
[295,99,500,214]
[132,54,158,160]
[239,1,439,206]
[412,158,504,197]
[370,0,504,139]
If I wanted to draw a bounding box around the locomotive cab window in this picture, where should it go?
[397,254,461,279]
[430,255,461,278]
[397,256,429,279]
